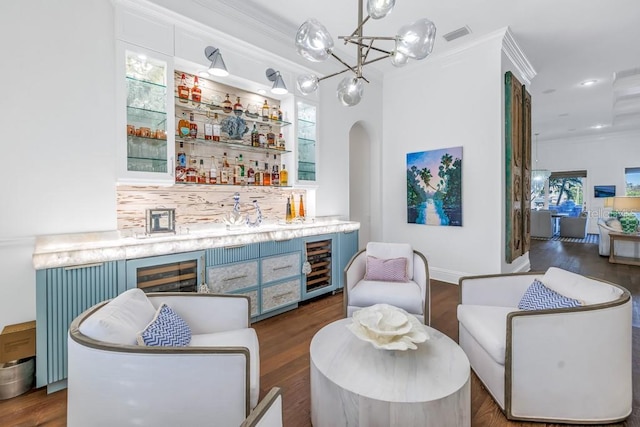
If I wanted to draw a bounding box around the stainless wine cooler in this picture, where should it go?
[126,251,205,293]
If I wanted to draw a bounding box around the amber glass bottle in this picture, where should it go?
[299,195,305,218]
[178,73,189,102]
[178,113,190,138]
[191,76,202,103]
[222,94,233,113]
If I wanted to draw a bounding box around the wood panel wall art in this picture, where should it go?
[505,71,532,263]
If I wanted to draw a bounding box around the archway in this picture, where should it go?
[348,121,380,248]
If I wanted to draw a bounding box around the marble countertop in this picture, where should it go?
[33,218,359,269]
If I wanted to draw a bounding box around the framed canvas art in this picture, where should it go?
[407,146,462,226]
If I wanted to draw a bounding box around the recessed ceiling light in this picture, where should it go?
[581,79,597,86]
[591,124,605,129]
[542,89,556,94]
[257,89,267,95]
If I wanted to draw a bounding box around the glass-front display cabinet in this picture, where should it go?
[118,43,175,183]
[296,101,317,182]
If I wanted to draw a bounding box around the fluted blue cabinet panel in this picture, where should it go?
[259,239,303,257]
[206,243,260,265]
[337,230,359,289]
[36,261,125,392]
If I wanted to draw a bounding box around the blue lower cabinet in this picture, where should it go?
[260,278,301,314]
[229,286,260,318]
[337,230,359,289]
[35,260,126,392]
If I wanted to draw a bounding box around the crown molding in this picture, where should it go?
[538,126,640,144]
[501,27,536,85]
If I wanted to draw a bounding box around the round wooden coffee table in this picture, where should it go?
[310,318,470,426]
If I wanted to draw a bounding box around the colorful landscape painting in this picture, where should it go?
[407,147,463,226]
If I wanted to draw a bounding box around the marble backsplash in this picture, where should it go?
[117,185,307,231]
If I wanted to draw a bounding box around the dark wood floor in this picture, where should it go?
[1,238,638,426]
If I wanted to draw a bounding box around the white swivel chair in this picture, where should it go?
[344,242,430,324]
[559,211,588,238]
[457,267,632,424]
[67,289,266,427]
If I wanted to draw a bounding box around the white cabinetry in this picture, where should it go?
[116,43,176,184]
[296,100,318,183]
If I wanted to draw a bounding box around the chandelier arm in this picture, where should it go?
[330,52,360,77]
[361,39,374,64]
[317,67,370,84]
[361,55,391,67]
[342,39,392,55]
[344,15,371,45]
[339,36,397,41]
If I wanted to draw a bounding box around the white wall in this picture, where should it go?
[382,35,507,283]
[316,77,383,244]
[536,130,640,234]
[0,0,117,327]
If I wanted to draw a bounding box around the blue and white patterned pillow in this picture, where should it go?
[518,279,582,311]
[137,303,191,346]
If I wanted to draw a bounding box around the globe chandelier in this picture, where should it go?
[295,0,437,107]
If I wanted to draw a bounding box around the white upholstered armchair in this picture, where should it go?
[457,267,631,424]
[67,289,265,427]
[344,242,430,324]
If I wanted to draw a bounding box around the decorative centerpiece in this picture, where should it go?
[220,115,249,140]
[223,193,245,229]
[347,304,428,351]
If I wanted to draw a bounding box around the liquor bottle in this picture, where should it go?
[204,113,213,140]
[285,197,293,223]
[271,106,279,121]
[222,94,233,113]
[212,113,221,142]
[246,161,255,185]
[280,164,288,186]
[198,159,207,183]
[277,133,286,150]
[189,112,198,138]
[263,162,271,186]
[258,129,266,147]
[178,73,189,102]
[290,192,296,217]
[299,195,305,218]
[236,154,245,185]
[232,157,239,185]
[191,76,202,103]
[254,161,263,186]
[186,158,198,183]
[251,124,259,147]
[209,156,218,184]
[271,164,280,186]
[278,105,283,121]
[267,127,276,148]
[261,100,270,121]
[178,112,190,138]
[220,153,230,184]
[175,142,187,182]
[177,141,187,168]
[233,97,243,116]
